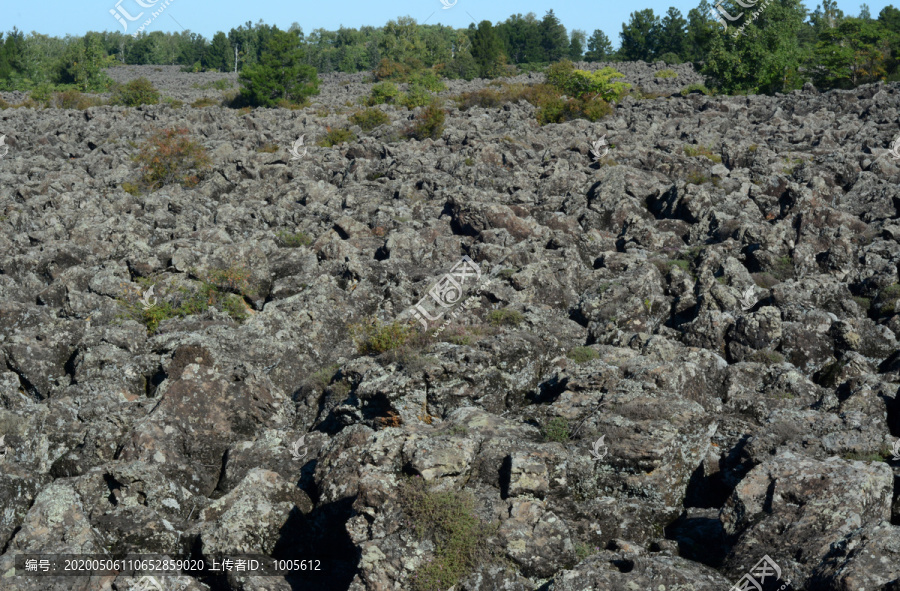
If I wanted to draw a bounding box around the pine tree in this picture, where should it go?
[203,32,233,72]
[470,20,504,78]
[620,9,661,62]
[238,28,320,107]
[584,29,614,61]
[540,10,569,62]
[569,30,586,61]
[658,7,687,60]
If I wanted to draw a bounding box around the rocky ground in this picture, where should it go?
[0,62,899,591]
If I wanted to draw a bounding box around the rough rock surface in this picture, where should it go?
[0,64,899,590]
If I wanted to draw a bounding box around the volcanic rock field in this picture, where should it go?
[1,62,900,590]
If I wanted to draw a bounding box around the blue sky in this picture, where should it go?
[8,0,896,45]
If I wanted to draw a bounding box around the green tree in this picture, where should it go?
[685,0,718,62]
[658,7,687,59]
[470,20,504,77]
[0,28,27,85]
[584,29,614,61]
[569,29,586,60]
[496,13,543,64]
[620,9,660,61]
[540,9,569,62]
[702,0,809,94]
[379,16,425,69]
[859,3,872,19]
[238,28,320,107]
[203,32,233,72]
[812,17,891,87]
[59,32,113,91]
[879,5,900,33]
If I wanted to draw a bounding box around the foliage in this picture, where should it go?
[373,58,411,81]
[191,97,218,108]
[350,108,390,131]
[128,128,211,193]
[239,28,319,107]
[367,81,400,105]
[110,77,160,106]
[470,20,505,78]
[655,68,678,79]
[487,308,524,327]
[543,417,570,442]
[317,127,356,147]
[683,144,722,163]
[681,82,712,95]
[58,32,114,91]
[620,9,661,61]
[275,230,313,247]
[701,0,808,95]
[407,100,446,140]
[567,346,599,364]
[118,270,251,334]
[400,476,501,591]
[545,60,631,102]
[584,29,614,61]
[349,318,414,355]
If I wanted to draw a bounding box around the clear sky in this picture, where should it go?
[8,0,896,46]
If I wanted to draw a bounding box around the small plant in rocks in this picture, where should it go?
[400,476,502,591]
[543,417,570,442]
[110,77,160,106]
[126,128,211,193]
[349,317,414,355]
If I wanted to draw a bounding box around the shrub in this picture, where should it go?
[487,308,523,327]
[256,143,279,153]
[453,88,504,111]
[545,60,576,89]
[658,52,682,65]
[29,84,54,108]
[317,127,356,147]
[276,230,312,247]
[110,77,160,106]
[373,58,411,81]
[655,69,679,79]
[545,61,631,103]
[162,97,184,108]
[567,346,599,364]
[400,476,500,591]
[408,70,446,92]
[349,108,390,131]
[350,318,414,355]
[681,83,711,96]
[543,417,570,442]
[400,85,432,109]
[54,89,102,109]
[683,144,722,163]
[238,29,320,107]
[367,82,400,105]
[129,128,211,192]
[119,269,251,334]
[407,100,445,140]
[191,97,218,108]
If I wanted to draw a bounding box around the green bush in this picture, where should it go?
[317,127,356,147]
[350,318,414,355]
[400,85,432,109]
[543,417,570,442]
[655,69,679,79]
[276,230,312,247]
[367,82,400,105]
[680,83,711,96]
[658,52,682,65]
[349,108,390,131]
[408,70,446,92]
[119,268,251,334]
[567,346,599,364]
[400,476,500,591]
[373,58,411,81]
[683,145,722,163]
[407,100,445,140]
[487,308,523,327]
[545,61,631,103]
[128,127,211,192]
[110,77,160,106]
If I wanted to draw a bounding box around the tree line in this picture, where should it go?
[1,1,900,95]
